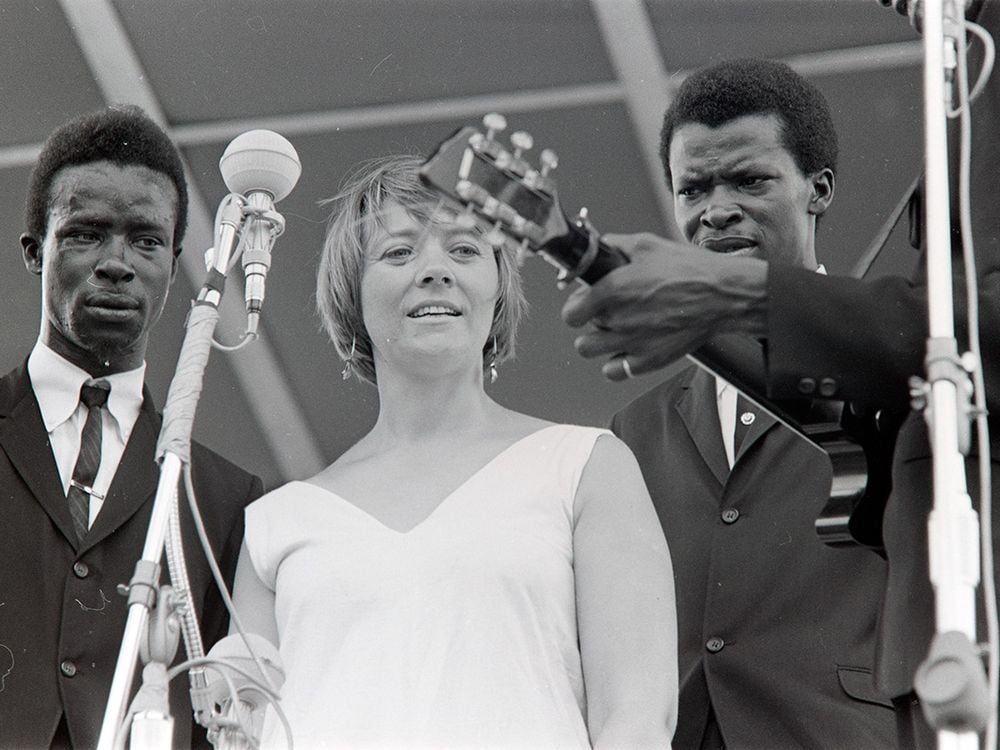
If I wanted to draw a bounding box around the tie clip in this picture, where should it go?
[70,480,105,501]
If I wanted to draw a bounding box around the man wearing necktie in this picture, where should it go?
[608,60,895,748]
[0,106,263,749]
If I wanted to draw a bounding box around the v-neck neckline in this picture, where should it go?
[302,424,559,535]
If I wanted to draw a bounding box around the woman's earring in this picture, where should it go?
[341,334,357,380]
[488,336,499,384]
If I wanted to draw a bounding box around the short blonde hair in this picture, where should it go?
[316,154,527,385]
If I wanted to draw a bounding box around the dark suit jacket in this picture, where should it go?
[0,362,264,749]
[763,0,1000,705]
[613,366,894,749]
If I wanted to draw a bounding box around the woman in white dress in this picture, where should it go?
[230,155,677,749]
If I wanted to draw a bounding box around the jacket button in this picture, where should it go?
[721,508,740,524]
[706,637,725,653]
[73,562,89,578]
[819,377,838,397]
[797,377,816,395]
[60,660,77,677]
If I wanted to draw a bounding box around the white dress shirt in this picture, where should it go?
[28,341,145,528]
[715,377,741,469]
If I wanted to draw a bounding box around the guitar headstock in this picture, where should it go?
[420,113,628,286]
[419,113,567,253]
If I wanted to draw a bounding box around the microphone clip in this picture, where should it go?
[236,191,287,318]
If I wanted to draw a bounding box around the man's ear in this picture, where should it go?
[170,249,180,284]
[808,168,835,217]
[21,234,42,275]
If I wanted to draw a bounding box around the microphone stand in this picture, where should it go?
[911,0,992,746]
[95,195,257,750]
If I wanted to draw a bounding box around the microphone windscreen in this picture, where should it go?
[219,130,301,202]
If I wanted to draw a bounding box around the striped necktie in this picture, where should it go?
[67,378,110,542]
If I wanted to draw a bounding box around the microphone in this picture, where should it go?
[201,634,285,750]
[218,130,302,320]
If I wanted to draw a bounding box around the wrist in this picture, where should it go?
[717,257,768,336]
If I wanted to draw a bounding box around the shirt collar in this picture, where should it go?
[28,340,146,441]
[716,377,731,402]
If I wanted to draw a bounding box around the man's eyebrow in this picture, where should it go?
[707,158,769,179]
[127,220,172,233]
[673,165,705,178]
[56,213,111,228]
[57,214,172,233]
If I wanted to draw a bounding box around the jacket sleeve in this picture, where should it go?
[764,0,1000,417]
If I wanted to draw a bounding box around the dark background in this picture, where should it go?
[0,0,924,490]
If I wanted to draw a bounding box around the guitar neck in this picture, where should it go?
[687,336,824,441]
[542,227,630,286]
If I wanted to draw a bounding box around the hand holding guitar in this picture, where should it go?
[561,231,770,382]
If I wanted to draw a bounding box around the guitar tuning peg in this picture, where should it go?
[482,113,507,141]
[516,239,531,267]
[485,222,506,248]
[509,131,533,159]
[540,149,559,176]
[455,206,478,230]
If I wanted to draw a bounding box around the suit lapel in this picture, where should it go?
[83,391,161,550]
[675,367,730,486]
[0,364,79,546]
[733,398,778,465]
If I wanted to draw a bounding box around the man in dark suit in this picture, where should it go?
[564,2,999,747]
[0,105,263,749]
[607,59,895,748]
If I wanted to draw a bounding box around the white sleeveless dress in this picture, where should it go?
[243,424,609,749]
